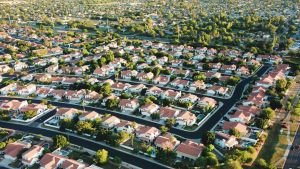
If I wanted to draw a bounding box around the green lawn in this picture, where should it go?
[256,123,281,163]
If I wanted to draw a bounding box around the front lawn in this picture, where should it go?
[68,150,94,165]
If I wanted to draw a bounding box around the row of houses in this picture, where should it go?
[212,64,290,150]
[52,107,205,161]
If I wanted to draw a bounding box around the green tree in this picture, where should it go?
[160,125,169,134]
[229,128,241,137]
[53,135,69,149]
[202,131,216,145]
[260,107,275,120]
[94,149,109,165]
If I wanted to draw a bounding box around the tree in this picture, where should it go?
[227,76,241,86]
[0,142,6,149]
[112,156,122,168]
[156,148,177,166]
[150,113,160,120]
[94,149,109,165]
[229,128,241,137]
[222,159,242,169]
[195,156,207,167]
[23,110,37,120]
[206,152,219,166]
[202,131,215,145]
[276,78,287,92]
[255,118,269,129]
[53,135,69,149]
[160,126,169,134]
[260,107,275,120]
[166,118,176,128]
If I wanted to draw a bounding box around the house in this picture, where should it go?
[214,132,238,149]
[170,79,189,89]
[146,86,163,97]
[22,145,44,166]
[60,158,86,169]
[176,111,197,126]
[221,65,237,73]
[84,91,101,103]
[21,74,34,81]
[119,99,140,112]
[55,108,78,120]
[136,126,161,143]
[158,107,180,120]
[0,64,12,73]
[17,84,36,96]
[49,89,66,100]
[0,83,17,95]
[79,111,101,121]
[137,72,154,82]
[207,86,229,96]
[102,115,121,128]
[210,63,222,71]
[20,103,48,115]
[161,89,181,100]
[176,140,205,161]
[237,105,261,116]
[101,94,119,106]
[153,75,170,85]
[205,72,221,79]
[35,74,52,83]
[179,93,198,103]
[189,80,206,92]
[237,66,250,75]
[198,97,217,108]
[65,90,86,102]
[243,92,265,107]
[62,77,83,85]
[139,103,160,116]
[46,64,59,73]
[36,87,52,98]
[93,67,109,77]
[154,133,180,150]
[14,61,28,72]
[111,82,130,95]
[120,70,138,80]
[40,153,65,169]
[0,100,28,112]
[223,121,248,136]
[128,84,146,93]
[51,77,64,84]
[4,141,31,161]
[229,111,252,124]
[115,120,135,133]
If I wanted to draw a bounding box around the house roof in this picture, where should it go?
[176,140,204,158]
[223,121,248,133]
[154,133,178,150]
[40,153,65,168]
[4,141,28,158]
[22,145,43,163]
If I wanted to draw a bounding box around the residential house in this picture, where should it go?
[136,126,161,143]
[101,116,121,128]
[128,84,146,94]
[4,141,31,161]
[46,64,59,73]
[176,111,197,126]
[189,80,206,92]
[22,145,44,166]
[120,70,138,80]
[60,158,86,169]
[14,61,28,72]
[170,79,189,89]
[154,133,180,150]
[36,87,52,98]
[79,111,101,121]
[0,83,17,95]
[137,72,154,82]
[119,99,140,112]
[223,121,248,136]
[17,84,36,96]
[49,89,66,100]
[40,153,65,169]
[0,64,12,73]
[146,86,163,97]
[158,107,180,120]
[176,140,205,161]
[111,82,130,95]
[115,120,135,133]
[161,89,181,100]
[139,103,160,116]
[198,97,217,108]
[84,91,101,104]
[153,76,170,85]
[229,111,252,124]
[207,86,229,96]
[214,132,238,149]
[55,108,78,120]
[179,93,198,103]
[0,100,28,112]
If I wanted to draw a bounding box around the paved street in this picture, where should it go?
[284,126,300,169]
